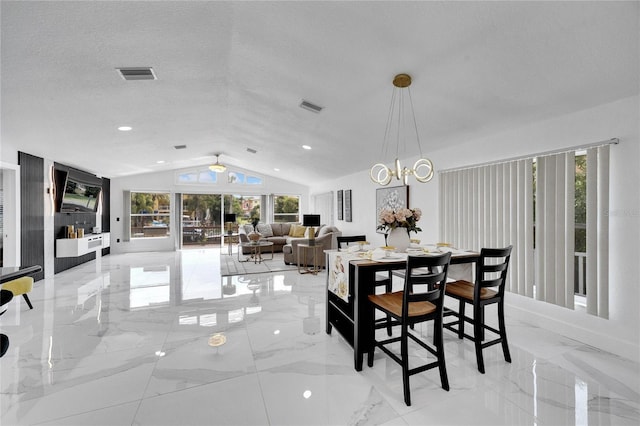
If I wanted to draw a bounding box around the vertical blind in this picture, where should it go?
[439,144,610,318]
[586,146,610,318]
[440,160,535,298]
[535,153,575,309]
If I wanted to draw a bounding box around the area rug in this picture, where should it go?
[220,251,299,276]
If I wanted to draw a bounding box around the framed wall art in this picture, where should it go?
[344,189,352,222]
[337,190,343,220]
[375,185,409,233]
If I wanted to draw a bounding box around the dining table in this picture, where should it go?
[325,248,479,371]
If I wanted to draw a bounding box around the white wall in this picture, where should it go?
[311,95,640,361]
[110,165,310,254]
[0,162,21,267]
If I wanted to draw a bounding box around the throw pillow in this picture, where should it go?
[290,224,307,238]
[256,223,273,237]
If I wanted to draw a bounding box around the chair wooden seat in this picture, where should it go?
[368,252,452,406]
[445,280,497,300]
[368,292,436,317]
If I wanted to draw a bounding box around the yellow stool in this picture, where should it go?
[1,276,34,310]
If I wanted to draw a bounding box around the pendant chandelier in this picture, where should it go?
[209,154,227,173]
[370,74,434,186]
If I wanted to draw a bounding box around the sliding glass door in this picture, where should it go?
[181,194,222,247]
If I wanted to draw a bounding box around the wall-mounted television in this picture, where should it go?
[61,175,102,213]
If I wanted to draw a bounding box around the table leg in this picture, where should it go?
[254,246,262,264]
[353,266,378,372]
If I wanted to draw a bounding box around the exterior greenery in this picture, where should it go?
[575,155,587,253]
[274,195,300,222]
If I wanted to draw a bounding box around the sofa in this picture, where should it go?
[238,223,293,253]
[238,223,341,265]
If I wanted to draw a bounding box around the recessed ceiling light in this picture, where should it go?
[156,160,165,164]
[302,145,312,150]
[274,168,280,172]
[118,126,132,131]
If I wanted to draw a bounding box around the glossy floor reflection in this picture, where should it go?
[1,249,638,425]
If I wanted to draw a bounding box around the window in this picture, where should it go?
[228,171,263,185]
[181,193,222,245]
[198,170,219,183]
[574,153,587,296]
[274,195,300,223]
[130,192,171,238]
[225,194,260,225]
[176,171,199,183]
[175,167,263,186]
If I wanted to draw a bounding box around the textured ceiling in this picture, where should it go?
[1,1,638,184]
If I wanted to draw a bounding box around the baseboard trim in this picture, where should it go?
[506,294,639,362]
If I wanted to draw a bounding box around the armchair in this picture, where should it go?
[283,226,341,268]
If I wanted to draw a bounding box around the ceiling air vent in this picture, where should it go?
[117,67,157,81]
[299,99,323,113]
[246,148,257,154]
[174,145,187,150]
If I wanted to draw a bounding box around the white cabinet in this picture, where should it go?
[56,233,109,258]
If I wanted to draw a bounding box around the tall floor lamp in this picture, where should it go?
[224,213,236,235]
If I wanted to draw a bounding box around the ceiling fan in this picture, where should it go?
[209,154,227,173]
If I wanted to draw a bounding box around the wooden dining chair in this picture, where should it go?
[338,235,394,335]
[443,246,513,374]
[336,235,370,252]
[337,234,393,295]
[367,252,452,406]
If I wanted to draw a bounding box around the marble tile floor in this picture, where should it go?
[1,248,638,426]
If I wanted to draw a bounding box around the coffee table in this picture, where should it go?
[238,241,274,264]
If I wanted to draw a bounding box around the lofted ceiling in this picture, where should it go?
[1,1,638,184]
